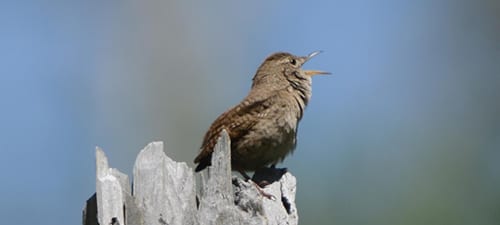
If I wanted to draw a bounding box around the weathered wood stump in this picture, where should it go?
[82,130,298,225]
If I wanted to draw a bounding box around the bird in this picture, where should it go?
[194,51,329,181]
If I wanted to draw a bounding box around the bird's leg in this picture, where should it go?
[252,181,275,200]
[237,169,275,200]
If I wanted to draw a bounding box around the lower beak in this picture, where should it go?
[304,70,331,76]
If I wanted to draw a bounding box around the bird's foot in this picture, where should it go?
[236,168,283,200]
[250,180,276,200]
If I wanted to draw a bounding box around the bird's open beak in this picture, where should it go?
[303,51,331,76]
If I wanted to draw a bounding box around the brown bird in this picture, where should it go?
[194,51,329,180]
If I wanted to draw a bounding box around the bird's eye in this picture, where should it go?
[289,58,297,65]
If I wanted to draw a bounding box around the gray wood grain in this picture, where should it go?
[83,130,298,225]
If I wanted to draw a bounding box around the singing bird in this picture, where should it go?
[194,51,329,180]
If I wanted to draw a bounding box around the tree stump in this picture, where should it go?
[82,130,298,225]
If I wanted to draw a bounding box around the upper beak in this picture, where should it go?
[306,50,323,60]
[303,51,331,76]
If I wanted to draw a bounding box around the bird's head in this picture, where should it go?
[251,51,330,90]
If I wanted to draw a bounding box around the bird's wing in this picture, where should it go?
[194,97,271,171]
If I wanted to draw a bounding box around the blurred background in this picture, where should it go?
[1,0,499,224]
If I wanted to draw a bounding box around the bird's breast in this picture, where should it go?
[231,98,302,170]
